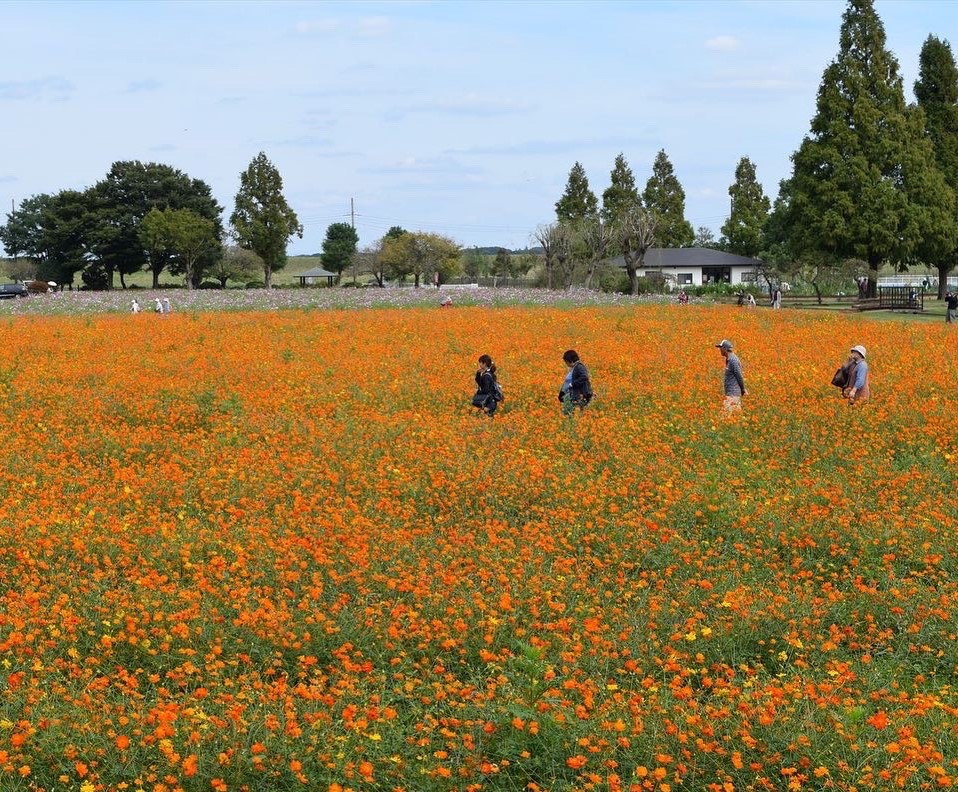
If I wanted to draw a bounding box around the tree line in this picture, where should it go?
[0,152,302,289]
[541,0,958,299]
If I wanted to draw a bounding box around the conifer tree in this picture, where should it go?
[784,0,953,296]
[601,153,641,224]
[643,149,693,248]
[915,35,958,297]
[720,157,770,258]
[555,162,598,225]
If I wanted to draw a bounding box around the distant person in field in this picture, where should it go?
[677,289,689,304]
[472,354,501,416]
[715,339,746,412]
[163,297,171,314]
[154,298,163,314]
[845,345,869,405]
[558,349,593,414]
[946,291,958,324]
[831,349,859,398]
[131,298,140,314]
[440,295,453,308]
[772,287,782,309]
[746,293,756,308]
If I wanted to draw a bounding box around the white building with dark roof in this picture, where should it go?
[609,248,763,286]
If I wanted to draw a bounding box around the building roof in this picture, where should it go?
[609,247,763,268]
[300,266,338,278]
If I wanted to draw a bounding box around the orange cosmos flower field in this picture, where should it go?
[0,302,956,792]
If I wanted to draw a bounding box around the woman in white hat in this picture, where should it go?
[846,345,869,405]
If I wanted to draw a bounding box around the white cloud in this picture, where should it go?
[705,35,740,52]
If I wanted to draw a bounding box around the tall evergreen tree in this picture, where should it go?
[643,149,693,248]
[915,35,958,297]
[555,162,598,225]
[720,157,770,258]
[321,222,359,276]
[784,0,953,296]
[601,153,641,224]
[230,152,303,288]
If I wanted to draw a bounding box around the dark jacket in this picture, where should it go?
[559,361,593,404]
[475,370,496,398]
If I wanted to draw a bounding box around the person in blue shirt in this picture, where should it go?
[846,345,869,405]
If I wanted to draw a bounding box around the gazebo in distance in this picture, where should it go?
[298,266,337,287]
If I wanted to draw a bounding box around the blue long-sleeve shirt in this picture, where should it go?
[852,359,868,389]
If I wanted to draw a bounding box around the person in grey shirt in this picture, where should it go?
[715,339,746,411]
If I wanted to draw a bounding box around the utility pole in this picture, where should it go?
[350,198,357,285]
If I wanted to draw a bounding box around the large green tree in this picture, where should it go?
[321,222,359,276]
[1,191,96,287]
[784,0,953,297]
[601,153,641,224]
[230,152,303,288]
[379,232,461,287]
[92,161,223,289]
[721,157,770,258]
[915,35,958,297]
[555,162,598,225]
[643,149,693,248]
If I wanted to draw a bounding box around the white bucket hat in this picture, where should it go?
[850,345,867,359]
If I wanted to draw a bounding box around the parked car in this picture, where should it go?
[0,283,28,299]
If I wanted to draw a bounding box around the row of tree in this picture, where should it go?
[0,153,303,289]
[542,0,958,299]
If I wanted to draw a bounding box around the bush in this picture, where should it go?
[198,281,222,290]
[598,269,632,294]
[245,281,265,290]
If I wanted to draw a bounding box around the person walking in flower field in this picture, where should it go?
[559,349,593,415]
[845,345,869,405]
[716,339,746,412]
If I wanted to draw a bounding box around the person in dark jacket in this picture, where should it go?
[472,354,500,416]
[559,349,593,414]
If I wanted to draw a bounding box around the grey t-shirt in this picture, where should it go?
[724,352,745,396]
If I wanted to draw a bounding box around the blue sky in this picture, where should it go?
[2,0,956,255]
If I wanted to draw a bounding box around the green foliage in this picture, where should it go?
[720,157,770,257]
[784,0,954,294]
[555,161,598,224]
[210,245,263,288]
[92,160,223,289]
[230,152,303,287]
[321,222,359,275]
[693,226,717,248]
[915,34,958,296]
[600,153,641,224]
[379,231,461,286]
[643,149,694,248]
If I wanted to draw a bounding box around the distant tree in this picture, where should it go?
[210,245,263,288]
[0,194,52,268]
[721,157,771,258]
[491,248,512,284]
[915,34,958,297]
[514,252,539,279]
[92,160,223,289]
[581,218,612,290]
[230,152,303,288]
[139,207,174,286]
[643,150,693,248]
[615,205,657,295]
[693,226,717,248]
[385,225,407,240]
[533,223,572,290]
[555,161,598,224]
[464,246,486,278]
[379,231,460,287]
[601,153,641,224]
[4,257,36,282]
[785,0,953,297]
[42,190,98,288]
[164,209,219,288]
[321,222,359,276]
